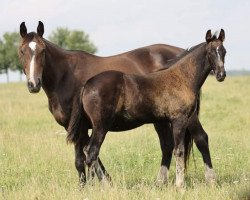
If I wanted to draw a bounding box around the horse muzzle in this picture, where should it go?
[27,78,42,93]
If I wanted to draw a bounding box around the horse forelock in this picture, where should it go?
[20,32,45,48]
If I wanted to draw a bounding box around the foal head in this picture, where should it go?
[205,29,226,82]
[19,21,45,93]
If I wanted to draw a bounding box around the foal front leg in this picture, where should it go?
[172,119,187,188]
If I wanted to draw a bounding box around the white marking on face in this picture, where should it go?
[216,46,221,62]
[29,55,36,84]
[29,41,37,51]
[28,41,37,84]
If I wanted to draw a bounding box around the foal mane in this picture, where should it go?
[165,43,206,69]
[156,32,219,72]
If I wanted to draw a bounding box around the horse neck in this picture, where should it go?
[42,40,74,97]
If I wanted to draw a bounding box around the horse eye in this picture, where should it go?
[20,50,24,55]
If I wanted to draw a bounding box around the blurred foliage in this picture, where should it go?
[0,32,21,81]
[48,27,97,54]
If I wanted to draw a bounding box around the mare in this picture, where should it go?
[18,21,216,186]
[77,29,226,188]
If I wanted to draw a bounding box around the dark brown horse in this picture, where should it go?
[18,21,216,186]
[78,29,226,188]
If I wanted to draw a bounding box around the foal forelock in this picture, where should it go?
[28,41,37,84]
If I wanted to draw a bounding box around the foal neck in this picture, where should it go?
[170,43,211,93]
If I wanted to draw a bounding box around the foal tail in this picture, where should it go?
[67,88,85,144]
[184,90,201,169]
[184,129,193,169]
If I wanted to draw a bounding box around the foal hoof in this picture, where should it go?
[86,153,98,166]
[155,179,167,187]
[205,169,216,184]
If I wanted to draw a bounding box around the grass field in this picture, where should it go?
[0,76,250,200]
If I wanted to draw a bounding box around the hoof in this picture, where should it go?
[205,168,216,184]
[155,179,167,187]
[155,166,168,187]
[176,186,186,194]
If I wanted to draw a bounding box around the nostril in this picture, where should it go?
[28,81,34,88]
[37,78,41,86]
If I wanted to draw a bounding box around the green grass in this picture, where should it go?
[0,76,250,200]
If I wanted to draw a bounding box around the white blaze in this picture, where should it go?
[216,46,221,62]
[28,41,37,84]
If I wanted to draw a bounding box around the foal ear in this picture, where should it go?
[37,21,44,37]
[218,29,225,42]
[205,30,212,43]
[20,22,27,38]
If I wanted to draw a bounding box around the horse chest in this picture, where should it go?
[48,99,69,127]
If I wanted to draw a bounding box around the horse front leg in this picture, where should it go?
[154,122,174,186]
[172,119,187,188]
[188,115,216,183]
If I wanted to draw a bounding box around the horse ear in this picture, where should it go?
[37,21,44,37]
[206,30,212,43]
[20,22,27,38]
[218,29,225,42]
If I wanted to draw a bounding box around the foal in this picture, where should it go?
[81,30,226,187]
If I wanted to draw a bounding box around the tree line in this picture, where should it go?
[0,28,97,82]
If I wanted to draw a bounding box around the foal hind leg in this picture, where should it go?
[154,122,174,186]
[75,126,111,185]
[188,115,216,183]
[74,126,88,187]
[85,124,110,184]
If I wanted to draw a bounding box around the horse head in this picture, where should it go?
[19,21,45,93]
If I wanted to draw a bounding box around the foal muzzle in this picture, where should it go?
[216,70,226,82]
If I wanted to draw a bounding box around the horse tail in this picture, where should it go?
[66,88,85,144]
[196,90,201,116]
[184,90,201,169]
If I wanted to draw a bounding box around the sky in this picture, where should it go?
[0,0,250,75]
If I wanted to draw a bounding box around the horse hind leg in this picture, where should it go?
[188,116,216,183]
[154,122,174,186]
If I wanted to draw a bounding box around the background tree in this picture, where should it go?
[49,27,97,54]
[0,32,22,82]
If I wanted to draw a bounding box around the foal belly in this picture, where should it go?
[109,117,144,131]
